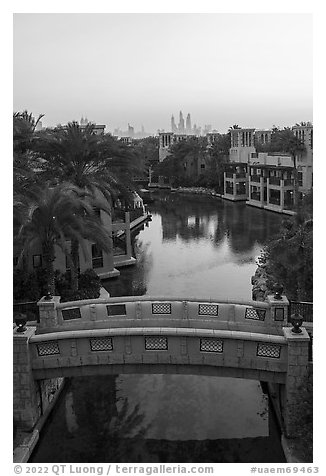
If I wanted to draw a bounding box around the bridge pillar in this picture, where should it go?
[282,327,310,438]
[37,295,61,329]
[13,326,40,431]
[266,294,289,324]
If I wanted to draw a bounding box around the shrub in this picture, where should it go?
[14,267,101,303]
[59,269,101,302]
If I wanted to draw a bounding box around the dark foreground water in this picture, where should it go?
[31,193,286,463]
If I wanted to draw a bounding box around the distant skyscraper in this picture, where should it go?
[186,113,192,134]
[178,111,185,133]
[128,123,134,137]
[171,115,177,133]
[80,116,89,125]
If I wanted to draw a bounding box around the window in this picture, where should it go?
[33,255,42,268]
[298,171,303,187]
[200,164,205,169]
[92,244,103,268]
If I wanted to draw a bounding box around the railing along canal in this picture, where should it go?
[13,301,39,323]
[289,301,313,323]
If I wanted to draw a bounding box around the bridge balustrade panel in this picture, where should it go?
[47,297,283,335]
[30,328,288,383]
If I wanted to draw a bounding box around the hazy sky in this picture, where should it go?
[13,13,312,133]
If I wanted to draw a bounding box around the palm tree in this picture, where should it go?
[14,183,112,295]
[206,133,231,192]
[34,121,137,202]
[32,121,138,288]
[13,111,44,199]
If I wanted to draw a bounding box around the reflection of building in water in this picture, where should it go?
[153,196,214,242]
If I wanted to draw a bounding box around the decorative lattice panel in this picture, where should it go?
[257,343,281,359]
[245,307,266,321]
[90,337,113,352]
[145,336,168,350]
[106,304,126,317]
[37,341,60,356]
[62,307,81,321]
[200,338,223,353]
[151,303,171,315]
[198,304,219,316]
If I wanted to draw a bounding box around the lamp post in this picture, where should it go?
[273,283,284,300]
[14,312,27,333]
[44,285,53,301]
[290,312,303,334]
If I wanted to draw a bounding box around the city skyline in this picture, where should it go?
[13,13,312,133]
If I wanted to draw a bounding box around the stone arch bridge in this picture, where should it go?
[13,294,311,439]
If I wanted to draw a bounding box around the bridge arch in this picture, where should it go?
[14,294,311,439]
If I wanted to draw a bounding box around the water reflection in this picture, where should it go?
[30,195,286,463]
[105,193,283,300]
[31,375,285,463]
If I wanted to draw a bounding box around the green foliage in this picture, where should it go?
[13,112,139,295]
[153,134,230,189]
[14,268,101,303]
[13,267,48,302]
[132,136,159,174]
[57,269,101,302]
[261,193,313,301]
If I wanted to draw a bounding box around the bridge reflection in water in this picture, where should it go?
[30,373,285,463]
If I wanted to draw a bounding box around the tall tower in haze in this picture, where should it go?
[178,111,185,133]
[171,115,177,133]
[186,113,192,134]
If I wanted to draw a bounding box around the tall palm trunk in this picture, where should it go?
[70,238,80,292]
[292,154,299,209]
[42,242,56,295]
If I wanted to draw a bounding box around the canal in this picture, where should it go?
[31,193,286,463]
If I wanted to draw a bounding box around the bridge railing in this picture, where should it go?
[36,295,289,334]
[29,326,289,382]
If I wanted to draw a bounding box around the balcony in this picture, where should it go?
[250,175,261,183]
[236,172,247,179]
[283,179,294,187]
[269,177,281,186]
[225,172,234,179]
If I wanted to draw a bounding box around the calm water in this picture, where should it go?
[31,193,286,463]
